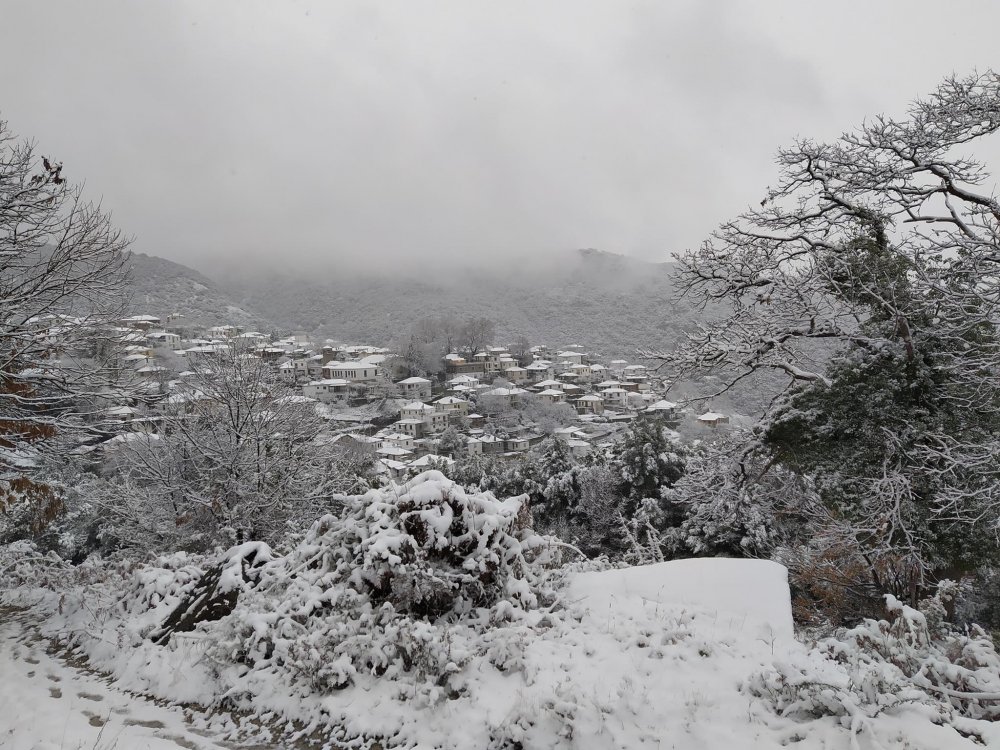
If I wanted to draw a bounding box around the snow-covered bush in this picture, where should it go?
[747,582,1000,741]
[211,471,548,697]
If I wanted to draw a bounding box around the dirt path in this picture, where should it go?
[0,605,248,750]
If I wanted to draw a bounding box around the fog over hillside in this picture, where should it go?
[129,248,717,359]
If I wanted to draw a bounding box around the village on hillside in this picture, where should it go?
[83,312,734,480]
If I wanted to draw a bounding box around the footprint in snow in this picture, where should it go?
[48,687,62,699]
[158,734,200,749]
[78,691,104,702]
[124,718,167,729]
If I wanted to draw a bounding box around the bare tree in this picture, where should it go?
[457,316,496,357]
[510,334,532,365]
[656,72,1000,587]
[0,120,133,527]
[98,343,369,550]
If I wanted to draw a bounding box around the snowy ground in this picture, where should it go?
[0,605,238,750]
[3,556,995,749]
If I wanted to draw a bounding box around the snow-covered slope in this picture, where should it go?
[4,550,991,749]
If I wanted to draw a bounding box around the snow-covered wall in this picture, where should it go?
[569,557,794,640]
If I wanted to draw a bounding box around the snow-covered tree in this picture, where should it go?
[436,426,466,458]
[98,345,364,551]
[0,120,132,534]
[610,417,686,518]
[658,71,1000,595]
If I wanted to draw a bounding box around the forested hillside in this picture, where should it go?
[220,249,714,357]
[124,252,276,330]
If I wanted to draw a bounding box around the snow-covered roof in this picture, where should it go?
[577,395,604,402]
[647,400,679,411]
[380,433,411,442]
[435,396,468,405]
[537,389,564,397]
[408,454,455,468]
[308,378,351,386]
[377,445,413,456]
[325,361,376,371]
[481,387,527,397]
[105,405,137,416]
[697,411,727,421]
[401,401,435,411]
[378,458,409,471]
[398,376,431,384]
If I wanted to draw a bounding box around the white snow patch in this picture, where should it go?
[569,557,794,641]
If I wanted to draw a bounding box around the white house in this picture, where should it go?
[622,364,649,381]
[380,432,416,450]
[504,366,528,384]
[537,388,565,404]
[556,350,584,365]
[434,395,470,416]
[479,386,527,409]
[448,374,480,388]
[400,401,436,421]
[147,331,182,350]
[504,436,530,452]
[646,400,680,419]
[609,360,629,376]
[322,361,380,382]
[397,401,449,436]
[277,360,297,384]
[524,361,553,381]
[377,445,413,459]
[574,394,605,415]
[397,376,433,400]
[600,387,628,407]
[303,378,351,403]
[533,379,563,390]
[697,411,730,428]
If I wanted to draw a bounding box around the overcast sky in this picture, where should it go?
[2,0,998,276]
